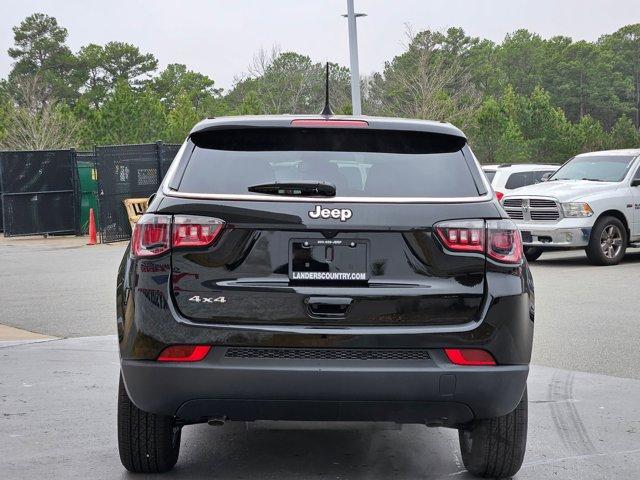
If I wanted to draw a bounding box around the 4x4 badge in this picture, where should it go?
[188,295,226,304]
[308,205,353,222]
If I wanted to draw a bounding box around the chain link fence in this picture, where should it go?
[0,142,181,241]
[0,149,81,237]
[95,142,180,243]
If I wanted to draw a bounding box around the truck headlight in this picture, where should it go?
[561,202,593,217]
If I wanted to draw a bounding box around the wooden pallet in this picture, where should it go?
[123,198,149,230]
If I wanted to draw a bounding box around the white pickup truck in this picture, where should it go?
[500,149,640,266]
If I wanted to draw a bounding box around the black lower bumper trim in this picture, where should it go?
[177,399,474,427]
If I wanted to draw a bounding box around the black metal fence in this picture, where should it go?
[0,150,81,237]
[0,142,181,241]
[95,141,180,243]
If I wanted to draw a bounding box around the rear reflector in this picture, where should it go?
[157,345,211,362]
[444,348,496,366]
[495,191,504,201]
[290,119,369,128]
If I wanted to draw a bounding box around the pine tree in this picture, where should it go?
[609,116,640,148]
[93,81,166,144]
[166,91,200,143]
[238,91,263,115]
[570,115,608,153]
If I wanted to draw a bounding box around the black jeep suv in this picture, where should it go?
[116,115,533,478]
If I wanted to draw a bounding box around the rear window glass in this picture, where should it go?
[483,170,496,182]
[177,128,481,198]
[505,170,553,189]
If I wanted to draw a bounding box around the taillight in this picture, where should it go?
[157,345,211,362]
[131,214,225,258]
[444,348,496,366]
[434,219,522,264]
[486,219,522,264]
[172,215,225,248]
[131,214,171,257]
[434,220,484,253]
[495,191,504,201]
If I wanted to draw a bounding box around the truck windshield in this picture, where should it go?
[549,155,636,182]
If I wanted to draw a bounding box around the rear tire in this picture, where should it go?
[585,216,627,266]
[523,247,543,262]
[458,388,528,479]
[118,375,181,473]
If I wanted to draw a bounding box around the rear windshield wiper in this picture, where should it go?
[248,181,336,197]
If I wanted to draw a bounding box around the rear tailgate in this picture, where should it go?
[164,200,497,326]
[162,122,497,327]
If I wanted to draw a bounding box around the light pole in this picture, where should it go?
[343,0,366,115]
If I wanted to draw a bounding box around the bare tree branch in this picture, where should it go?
[1,75,79,150]
[369,27,481,129]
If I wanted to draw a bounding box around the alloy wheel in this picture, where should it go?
[600,225,623,259]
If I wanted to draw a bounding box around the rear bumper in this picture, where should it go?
[121,348,528,427]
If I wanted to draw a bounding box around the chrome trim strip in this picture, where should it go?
[465,148,494,197]
[165,280,488,335]
[159,141,187,191]
[161,186,493,204]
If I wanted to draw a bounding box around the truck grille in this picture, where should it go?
[503,198,524,220]
[530,210,560,221]
[225,347,430,361]
[505,210,524,220]
[502,199,522,208]
[502,197,560,222]
[529,199,556,208]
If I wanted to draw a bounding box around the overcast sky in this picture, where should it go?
[1,0,639,91]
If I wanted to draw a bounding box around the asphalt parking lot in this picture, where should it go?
[1,237,639,479]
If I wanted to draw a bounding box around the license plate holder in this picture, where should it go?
[289,239,368,282]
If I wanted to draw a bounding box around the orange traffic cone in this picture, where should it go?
[87,208,97,245]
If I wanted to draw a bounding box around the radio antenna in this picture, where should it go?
[321,62,333,115]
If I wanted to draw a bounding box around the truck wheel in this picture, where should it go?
[118,375,181,473]
[585,216,627,266]
[458,388,527,479]
[524,247,543,262]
